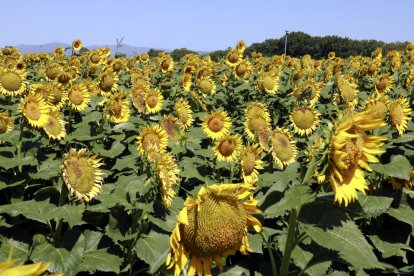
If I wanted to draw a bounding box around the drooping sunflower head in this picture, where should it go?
[290,106,320,136]
[72,39,83,51]
[145,89,164,114]
[43,110,66,141]
[130,83,148,114]
[175,98,194,129]
[20,94,50,128]
[67,82,91,112]
[244,114,271,140]
[270,128,298,169]
[257,71,279,94]
[167,184,262,275]
[161,115,184,143]
[367,60,380,76]
[390,97,412,136]
[156,151,180,208]
[61,148,105,203]
[0,112,14,134]
[375,73,394,94]
[197,77,216,97]
[136,125,169,158]
[45,62,62,81]
[106,91,131,123]
[214,134,243,163]
[240,143,263,185]
[363,94,389,120]
[388,170,414,190]
[202,110,232,140]
[245,102,271,122]
[0,68,27,96]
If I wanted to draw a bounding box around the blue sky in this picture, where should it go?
[1,0,413,51]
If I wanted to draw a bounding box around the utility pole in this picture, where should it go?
[284,30,289,55]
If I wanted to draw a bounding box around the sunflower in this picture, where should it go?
[88,50,103,65]
[234,60,252,81]
[156,151,180,208]
[166,184,262,276]
[161,115,184,143]
[245,102,271,122]
[375,73,394,94]
[43,111,66,140]
[61,148,104,203]
[175,98,194,129]
[363,94,389,120]
[0,259,63,276]
[0,68,27,96]
[236,40,247,54]
[202,111,232,140]
[72,39,83,51]
[197,77,216,97]
[226,49,242,67]
[388,170,414,190]
[240,143,263,185]
[406,66,414,87]
[390,97,412,136]
[257,71,279,94]
[367,60,380,76]
[328,51,336,60]
[160,54,174,73]
[270,128,298,169]
[335,76,359,108]
[329,110,386,206]
[0,112,13,134]
[136,125,169,158]
[45,62,62,82]
[290,106,320,136]
[98,70,119,95]
[244,115,271,140]
[67,82,90,111]
[47,83,68,111]
[142,89,162,114]
[181,73,192,92]
[130,83,148,113]
[106,91,131,123]
[139,53,150,63]
[21,94,49,128]
[214,134,243,163]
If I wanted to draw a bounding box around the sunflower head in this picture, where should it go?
[226,49,242,66]
[145,89,164,114]
[161,115,184,143]
[72,39,83,51]
[375,73,394,94]
[167,184,262,275]
[290,106,320,136]
[61,148,105,202]
[198,77,216,96]
[107,91,131,123]
[257,71,279,94]
[21,94,50,128]
[98,70,119,95]
[136,125,169,159]
[43,111,66,140]
[214,134,243,163]
[240,143,263,185]
[67,82,91,112]
[390,97,412,136]
[270,128,297,169]
[175,98,194,129]
[0,68,27,96]
[156,151,180,208]
[202,110,232,140]
[131,83,148,113]
[0,112,14,134]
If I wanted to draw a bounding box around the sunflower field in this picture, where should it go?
[1,40,414,276]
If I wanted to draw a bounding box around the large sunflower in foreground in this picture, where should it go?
[390,97,411,136]
[329,110,386,206]
[21,94,49,128]
[202,111,232,140]
[0,68,27,96]
[0,259,63,276]
[61,148,105,203]
[136,125,168,158]
[167,184,262,276]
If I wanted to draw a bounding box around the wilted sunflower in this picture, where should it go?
[61,148,104,202]
[106,91,131,123]
[156,151,180,208]
[136,125,169,158]
[329,110,386,206]
[145,89,164,114]
[375,73,394,94]
[197,77,216,97]
[98,70,119,95]
[257,71,279,94]
[270,128,298,169]
[175,98,194,129]
[226,49,242,67]
[0,112,13,134]
[161,115,184,143]
[167,184,262,276]
[290,106,320,136]
[214,134,243,163]
[388,169,414,190]
[72,39,82,51]
[67,82,90,111]
[0,259,63,276]
[202,110,232,140]
[240,143,263,185]
[21,94,49,128]
[0,68,27,96]
[43,111,66,140]
[390,97,412,136]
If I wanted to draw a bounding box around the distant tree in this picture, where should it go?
[169,48,197,61]
[208,48,230,62]
[148,48,162,58]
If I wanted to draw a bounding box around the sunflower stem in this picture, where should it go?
[260,232,278,276]
[54,180,68,243]
[229,163,234,183]
[17,117,24,173]
[280,208,298,276]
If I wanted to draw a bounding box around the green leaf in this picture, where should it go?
[303,221,387,269]
[135,231,170,274]
[371,155,411,180]
[29,157,61,180]
[0,200,55,224]
[0,154,38,170]
[387,205,414,231]
[368,235,414,263]
[117,173,152,201]
[47,205,85,228]
[31,239,82,275]
[93,140,125,158]
[262,185,315,218]
[79,249,122,273]
[111,154,137,171]
[350,194,394,219]
[291,245,331,276]
[258,162,299,189]
[0,238,30,264]
[248,233,263,254]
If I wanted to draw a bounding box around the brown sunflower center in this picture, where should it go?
[376,80,387,91]
[65,157,95,194]
[25,100,41,120]
[248,116,268,133]
[44,116,62,136]
[208,116,224,133]
[228,52,239,63]
[161,59,171,70]
[46,65,60,80]
[146,94,158,108]
[90,53,101,64]
[291,108,315,130]
[142,133,161,150]
[218,139,236,157]
[100,74,114,92]
[262,76,274,91]
[242,151,256,176]
[344,136,364,167]
[236,64,247,76]
[69,88,84,106]
[271,133,293,162]
[0,72,22,91]
[49,89,63,105]
[391,102,403,125]
[199,79,213,94]
[181,194,246,257]
[57,73,71,85]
